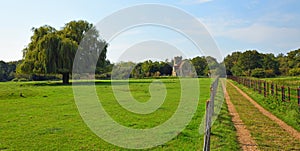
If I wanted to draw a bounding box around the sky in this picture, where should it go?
[1,0,300,62]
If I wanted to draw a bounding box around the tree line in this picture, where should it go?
[107,56,224,79]
[224,49,300,77]
[0,19,299,82]
[1,48,299,82]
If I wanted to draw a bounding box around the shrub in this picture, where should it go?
[18,78,29,82]
[251,68,265,78]
[289,68,300,76]
[12,78,19,82]
[265,69,276,78]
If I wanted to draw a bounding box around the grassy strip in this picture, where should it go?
[230,80,300,132]
[263,77,300,87]
[210,99,240,150]
[226,82,300,150]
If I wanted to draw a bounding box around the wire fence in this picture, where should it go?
[203,77,219,151]
[228,76,300,107]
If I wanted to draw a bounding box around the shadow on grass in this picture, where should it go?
[22,79,177,87]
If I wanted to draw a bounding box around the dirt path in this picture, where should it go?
[221,82,258,151]
[228,81,300,141]
[226,80,300,150]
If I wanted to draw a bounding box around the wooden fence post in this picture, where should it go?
[267,82,270,96]
[203,77,219,151]
[263,81,266,97]
[275,84,278,100]
[204,100,211,151]
[281,86,285,102]
[249,79,251,88]
[258,81,261,94]
[271,83,274,95]
[297,87,300,107]
[288,87,290,102]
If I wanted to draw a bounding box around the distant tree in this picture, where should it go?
[0,60,22,81]
[112,61,136,79]
[191,56,208,76]
[251,68,265,78]
[237,50,263,76]
[141,60,152,77]
[205,56,219,76]
[289,68,300,76]
[223,52,242,75]
[287,49,300,68]
[262,53,279,76]
[158,61,172,76]
[276,53,289,76]
[18,20,108,84]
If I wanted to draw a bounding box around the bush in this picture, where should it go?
[251,68,265,78]
[265,69,276,78]
[18,78,29,82]
[289,68,300,76]
[12,78,19,82]
[95,73,111,80]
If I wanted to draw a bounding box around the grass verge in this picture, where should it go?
[227,81,300,150]
[230,80,300,132]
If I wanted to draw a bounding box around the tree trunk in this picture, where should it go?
[62,72,69,84]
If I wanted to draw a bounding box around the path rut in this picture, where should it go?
[222,82,258,151]
[225,80,300,150]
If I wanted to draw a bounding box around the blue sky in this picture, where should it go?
[1,0,300,62]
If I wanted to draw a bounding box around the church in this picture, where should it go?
[172,56,195,77]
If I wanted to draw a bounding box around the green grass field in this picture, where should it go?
[0,78,239,150]
[263,77,300,87]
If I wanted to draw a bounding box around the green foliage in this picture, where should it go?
[18,20,108,84]
[0,60,22,81]
[264,69,276,77]
[288,68,300,76]
[223,52,242,75]
[191,56,207,76]
[223,49,292,77]
[251,68,265,78]
[238,50,263,76]
[262,53,279,74]
[287,49,300,68]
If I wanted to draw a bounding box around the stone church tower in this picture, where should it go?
[172,56,182,76]
[172,56,195,77]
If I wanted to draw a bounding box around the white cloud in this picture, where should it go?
[199,15,300,51]
[223,24,300,44]
[199,17,250,37]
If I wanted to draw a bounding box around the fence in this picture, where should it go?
[203,77,219,151]
[228,76,300,107]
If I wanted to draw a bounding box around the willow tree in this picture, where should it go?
[18,20,108,84]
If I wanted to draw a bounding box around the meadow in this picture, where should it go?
[0,78,239,150]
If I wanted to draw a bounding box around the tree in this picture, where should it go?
[287,49,300,68]
[0,60,22,81]
[191,56,208,76]
[159,61,172,76]
[262,53,279,76]
[277,53,289,76]
[223,52,242,75]
[237,50,263,76]
[18,20,108,84]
